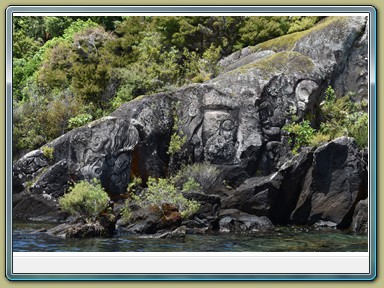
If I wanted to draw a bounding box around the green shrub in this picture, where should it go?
[173,162,220,192]
[120,202,132,224]
[320,87,368,149]
[283,120,315,154]
[181,178,202,192]
[42,146,54,161]
[347,112,368,149]
[287,16,323,34]
[167,102,187,156]
[168,133,187,156]
[68,113,93,129]
[284,86,368,152]
[59,179,110,223]
[133,177,200,219]
[309,132,330,147]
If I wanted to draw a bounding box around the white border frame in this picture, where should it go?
[5,5,377,281]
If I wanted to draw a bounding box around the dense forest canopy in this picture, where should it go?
[12,16,324,159]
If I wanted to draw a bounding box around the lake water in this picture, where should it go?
[12,221,367,252]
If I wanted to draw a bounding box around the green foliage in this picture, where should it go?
[173,162,220,192]
[115,32,182,102]
[127,176,143,196]
[284,86,368,153]
[283,120,315,154]
[41,146,54,160]
[239,16,290,47]
[132,177,200,219]
[59,179,110,223]
[287,16,323,34]
[167,102,187,156]
[120,201,133,224]
[68,113,93,129]
[12,30,42,59]
[309,132,330,147]
[320,87,368,148]
[181,178,202,192]
[168,133,187,156]
[347,112,368,148]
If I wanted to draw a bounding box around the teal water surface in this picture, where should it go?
[12,221,368,252]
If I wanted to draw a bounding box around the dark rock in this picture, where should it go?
[222,148,313,224]
[13,192,66,222]
[13,150,50,194]
[111,93,173,181]
[350,199,368,234]
[30,160,69,198]
[49,222,107,238]
[222,172,283,217]
[122,204,182,235]
[291,137,368,227]
[156,226,187,239]
[182,192,221,230]
[48,206,117,238]
[218,209,274,233]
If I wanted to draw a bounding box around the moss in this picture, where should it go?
[232,51,315,76]
[42,146,54,161]
[253,16,348,53]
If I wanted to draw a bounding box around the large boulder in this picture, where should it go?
[291,137,368,227]
[221,148,314,224]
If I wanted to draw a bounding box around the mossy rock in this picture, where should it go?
[253,17,348,53]
[230,51,315,76]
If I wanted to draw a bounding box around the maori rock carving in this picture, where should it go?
[68,117,139,195]
[203,111,239,164]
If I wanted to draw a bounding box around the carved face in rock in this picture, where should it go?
[204,116,238,165]
[69,118,139,195]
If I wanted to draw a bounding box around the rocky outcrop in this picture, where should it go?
[291,137,368,227]
[13,17,369,235]
[182,192,221,230]
[350,199,368,233]
[218,209,274,233]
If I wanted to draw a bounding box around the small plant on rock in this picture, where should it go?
[42,146,54,161]
[283,120,315,154]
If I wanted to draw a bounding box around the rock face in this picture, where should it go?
[350,199,368,233]
[12,17,369,235]
[291,137,368,228]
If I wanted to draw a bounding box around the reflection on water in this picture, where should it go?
[12,221,368,252]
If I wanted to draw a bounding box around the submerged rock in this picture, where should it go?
[156,225,187,239]
[218,209,274,233]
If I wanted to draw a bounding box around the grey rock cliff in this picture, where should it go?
[12,17,369,233]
